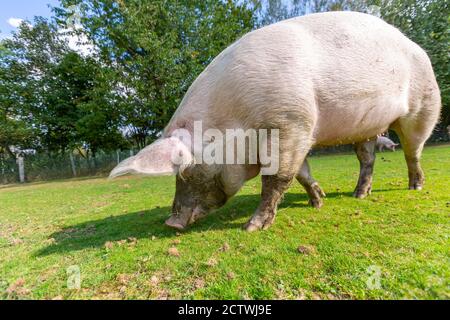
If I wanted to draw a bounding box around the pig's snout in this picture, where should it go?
[165,206,206,230]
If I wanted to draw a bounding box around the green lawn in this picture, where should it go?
[0,145,449,300]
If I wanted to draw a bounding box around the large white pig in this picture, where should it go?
[110,12,441,232]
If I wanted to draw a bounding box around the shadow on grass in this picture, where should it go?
[35,188,404,256]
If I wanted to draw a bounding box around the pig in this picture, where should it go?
[376,136,399,152]
[110,12,441,232]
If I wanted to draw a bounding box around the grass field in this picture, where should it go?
[0,145,449,300]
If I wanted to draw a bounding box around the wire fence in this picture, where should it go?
[1,128,449,185]
[0,150,136,185]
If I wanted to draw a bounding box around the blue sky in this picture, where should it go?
[0,0,60,39]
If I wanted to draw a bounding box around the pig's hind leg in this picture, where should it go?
[390,85,441,190]
[296,159,326,208]
[353,138,377,199]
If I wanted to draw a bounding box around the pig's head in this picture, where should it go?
[109,136,228,230]
[167,164,228,230]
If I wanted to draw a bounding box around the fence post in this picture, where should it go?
[1,157,5,185]
[69,153,77,177]
[17,155,25,183]
[129,149,134,157]
[116,150,120,165]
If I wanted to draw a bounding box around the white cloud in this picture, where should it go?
[5,17,96,56]
[58,27,96,57]
[7,17,24,28]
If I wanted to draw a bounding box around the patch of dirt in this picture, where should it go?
[93,201,108,208]
[116,273,134,285]
[104,241,114,250]
[297,245,317,255]
[168,247,180,257]
[206,258,218,267]
[227,272,235,280]
[150,275,159,286]
[9,237,24,246]
[5,278,30,299]
[221,242,230,252]
[193,278,205,289]
[113,237,138,248]
[44,238,56,245]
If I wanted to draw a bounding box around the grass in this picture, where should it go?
[0,145,449,300]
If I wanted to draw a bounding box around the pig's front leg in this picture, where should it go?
[244,130,311,232]
[244,175,294,232]
[353,138,377,198]
[296,159,326,208]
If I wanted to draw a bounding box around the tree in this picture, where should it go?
[55,0,256,149]
[1,17,127,157]
[252,0,357,26]
[0,39,36,157]
[1,18,74,153]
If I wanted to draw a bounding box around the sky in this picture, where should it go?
[0,0,94,55]
[0,0,60,39]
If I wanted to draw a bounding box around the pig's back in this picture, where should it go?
[168,12,435,145]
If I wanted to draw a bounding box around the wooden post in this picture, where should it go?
[69,153,77,177]
[17,155,25,183]
[116,150,120,165]
[1,156,5,185]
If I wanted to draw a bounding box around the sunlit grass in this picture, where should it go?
[0,145,449,299]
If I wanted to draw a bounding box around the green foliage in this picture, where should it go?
[55,0,256,148]
[252,0,357,26]
[0,18,126,155]
[0,37,35,154]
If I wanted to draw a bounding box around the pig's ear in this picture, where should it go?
[109,137,193,179]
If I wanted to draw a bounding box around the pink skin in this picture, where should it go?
[165,207,205,230]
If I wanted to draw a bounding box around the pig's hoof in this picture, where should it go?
[409,185,423,191]
[244,221,262,232]
[308,198,323,209]
[353,185,371,199]
[312,183,326,198]
[244,215,275,232]
[165,218,186,231]
[353,190,370,199]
